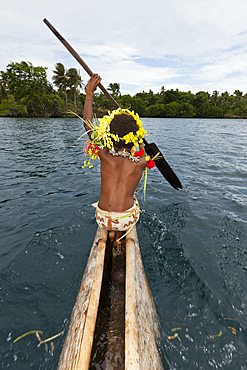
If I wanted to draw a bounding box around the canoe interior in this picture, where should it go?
[90,230,126,369]
[58,226,164,370]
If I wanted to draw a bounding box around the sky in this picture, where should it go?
[1,0,247,96]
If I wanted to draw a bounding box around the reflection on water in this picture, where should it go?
[0,117,247,369]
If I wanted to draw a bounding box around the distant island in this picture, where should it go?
[0,61,247,118]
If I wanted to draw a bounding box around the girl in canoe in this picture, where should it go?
[82,74,155,243]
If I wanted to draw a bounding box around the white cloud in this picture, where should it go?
[1,0,247,95]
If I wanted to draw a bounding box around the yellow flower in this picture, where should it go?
[73,108,148,170]
[98,108,147,149]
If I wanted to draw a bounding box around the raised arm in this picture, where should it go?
[83,73,102,139]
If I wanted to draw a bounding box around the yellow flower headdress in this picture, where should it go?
[97,108,147,149]
[71,108,155,202]
[71,108,149,170]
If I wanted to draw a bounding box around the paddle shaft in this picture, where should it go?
[44,20,151,148]
[43,18,120,110]
[44,19,182,189]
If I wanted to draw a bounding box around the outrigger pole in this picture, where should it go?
[43,18,182,190]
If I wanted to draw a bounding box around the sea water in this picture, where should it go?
[0,117,246,369]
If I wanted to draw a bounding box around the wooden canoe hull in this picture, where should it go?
[58,226,163,370]
[126,226,163,370]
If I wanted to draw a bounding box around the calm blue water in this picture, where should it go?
[0,117,246,369]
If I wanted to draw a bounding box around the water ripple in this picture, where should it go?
[0,117,247,369]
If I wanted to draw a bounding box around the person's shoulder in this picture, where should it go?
[99,147,112,162]
[99,147,109,157]
[139,157,147,169]
[129,156,146,171]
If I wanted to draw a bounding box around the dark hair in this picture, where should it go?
[110,114,139,149]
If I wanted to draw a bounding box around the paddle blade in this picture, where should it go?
[144,142,182,190]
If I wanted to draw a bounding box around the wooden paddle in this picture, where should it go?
[43,18,182,190]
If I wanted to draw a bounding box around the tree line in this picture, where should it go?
[1,61,247,118]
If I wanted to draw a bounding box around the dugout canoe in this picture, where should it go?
[58,225,163,370]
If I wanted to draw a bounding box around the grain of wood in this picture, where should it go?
[132,226,163,370]
[57,227,107,370]
[125,229,140,370]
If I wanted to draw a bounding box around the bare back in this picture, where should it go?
[98,148,146,211]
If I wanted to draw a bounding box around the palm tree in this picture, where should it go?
[67,68,83,108]
[218,91,231,115]
[107,83,120,97]
[232,90,244,115]
[211,90,219,106]
[52,63,68,105]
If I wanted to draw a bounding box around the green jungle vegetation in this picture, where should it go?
[1,61,247,118]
